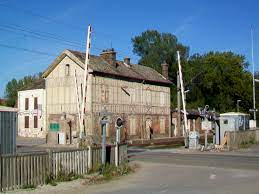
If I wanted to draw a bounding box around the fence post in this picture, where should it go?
[47,149,53,180]
[87,146,92,170]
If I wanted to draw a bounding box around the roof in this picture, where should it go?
[0,106,17,112]
[20,79,45,91]
[42,49,172,85]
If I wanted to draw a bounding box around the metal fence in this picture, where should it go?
[0,144,127,192]
[0,111,17,155]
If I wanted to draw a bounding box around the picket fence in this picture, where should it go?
[0,144,127,191]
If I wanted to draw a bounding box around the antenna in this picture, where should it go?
[251,26,256,121]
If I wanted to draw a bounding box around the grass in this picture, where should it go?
[46,162,136,187]
[84,162,137,185]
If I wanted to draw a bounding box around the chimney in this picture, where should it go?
[161,62,169,79]
[124,57,131,67]
[100,48,116,66]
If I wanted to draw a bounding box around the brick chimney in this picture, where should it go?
[161,62,169,79]
[124,57,131,67]
[100,48,116,66]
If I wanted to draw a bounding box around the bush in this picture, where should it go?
[98,162,133,180]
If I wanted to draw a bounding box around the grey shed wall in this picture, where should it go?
[0,111,17,155]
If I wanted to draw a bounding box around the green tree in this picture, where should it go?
[4,73,42,107]
[185,52,252,113]
[132,30,189,84]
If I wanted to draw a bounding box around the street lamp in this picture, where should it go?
[184,89,190,102]
[237,100,241,112]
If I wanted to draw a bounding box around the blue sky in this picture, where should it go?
[0,0,259,97]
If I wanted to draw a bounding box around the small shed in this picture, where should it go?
[217,112,249,144]
[0,106,17,155]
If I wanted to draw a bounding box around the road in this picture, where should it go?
[129,149,259,170]
[17,148,259,194]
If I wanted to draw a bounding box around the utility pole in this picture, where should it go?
[177,51,188,148]
[80,25,92,139]
[177,71,181,136]
[251,27,256,122]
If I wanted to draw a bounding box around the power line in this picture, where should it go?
[0,23,106,53]
[0,24,84,48]
[0,43,56,57]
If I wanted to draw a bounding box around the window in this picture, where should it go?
[25,98,29,110]
[101,85,109,103]
[34,97,38,110]
[65,64,70,76]
[160,117,166,134]
[24,116,29,128]
[34,116,38,128]
[130,88,136,104]
[160,92,165,106]
[224,120,228,124]
[146,90,151,105]
[129,116,137,135]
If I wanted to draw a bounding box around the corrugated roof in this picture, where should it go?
[43,49,172,85]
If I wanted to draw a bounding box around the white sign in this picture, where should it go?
[201,119,212,131]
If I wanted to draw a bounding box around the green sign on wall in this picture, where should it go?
[49,123,60,132]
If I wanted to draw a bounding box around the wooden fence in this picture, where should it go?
[0,144,127,191]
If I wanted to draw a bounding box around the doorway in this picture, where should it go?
[145,118,152,139]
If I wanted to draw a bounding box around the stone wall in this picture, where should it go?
[226,130,256,149]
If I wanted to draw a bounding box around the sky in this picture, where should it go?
[0,0,259,97]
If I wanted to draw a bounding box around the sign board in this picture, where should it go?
[201,119,212,131]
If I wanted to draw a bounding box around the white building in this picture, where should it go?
[18,79,46,138]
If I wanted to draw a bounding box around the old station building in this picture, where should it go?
[42,49,171,144]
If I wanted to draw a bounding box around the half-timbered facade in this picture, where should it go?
[42,49,171,144]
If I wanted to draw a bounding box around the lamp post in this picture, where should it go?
[237,100,241,112]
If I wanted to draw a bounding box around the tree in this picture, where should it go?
[4,73,42,107]
[132,30,189,84]
[185,52,252,113]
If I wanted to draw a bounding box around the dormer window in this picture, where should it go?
[65,64,70,76]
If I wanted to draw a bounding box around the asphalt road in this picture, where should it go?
[129,150,259,170]
[18,148,259,194]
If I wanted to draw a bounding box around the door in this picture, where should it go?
[145,118,152,139]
